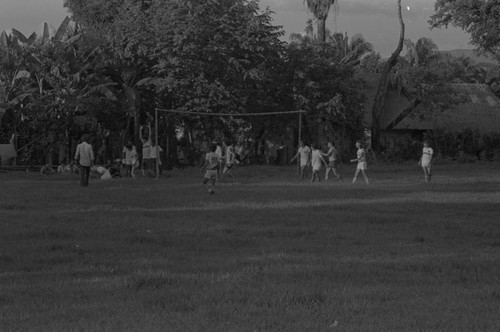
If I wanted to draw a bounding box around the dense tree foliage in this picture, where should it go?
[1,0,376,164]
[287,27,369,141]
[429,0,500,60]
[62,0,289,146]
[0,19,121,163]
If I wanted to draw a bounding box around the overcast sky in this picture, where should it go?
[0,0,471,56]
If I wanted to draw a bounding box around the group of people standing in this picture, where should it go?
[121,125,163,179]
[73,125,165,187]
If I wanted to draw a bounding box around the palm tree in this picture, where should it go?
[403,37,440,67]
[304,0,337,43]
[328,32,374,67]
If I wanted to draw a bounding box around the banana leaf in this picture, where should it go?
[54,16,71,42]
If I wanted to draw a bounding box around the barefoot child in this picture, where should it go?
[222,140,237,182]
[322,141,342,181]
[290,140,311,180]
[419,140,433,182]
[201,143,220,194]
[350,141,369,184]
[311,143,327,182]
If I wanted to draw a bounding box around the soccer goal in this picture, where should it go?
[153,108,307,179]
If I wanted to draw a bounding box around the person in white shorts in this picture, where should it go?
[350,141,369,184]
[149,139,164,177]
[122,140,138,178]
[290,140,311,180]
[310,143,327,183]
[322,141,342,181]
[419,140,433,182]
[201,143,220,194]
[140,125,155,177]
[222,140,237,182]
[214,141,224,179]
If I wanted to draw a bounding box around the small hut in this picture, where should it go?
[360,75,500,148]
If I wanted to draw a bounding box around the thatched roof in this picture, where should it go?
[394,83,500,132]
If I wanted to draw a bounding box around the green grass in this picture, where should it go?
[1,163,500,331]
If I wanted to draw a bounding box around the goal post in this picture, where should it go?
[153,108,307,179]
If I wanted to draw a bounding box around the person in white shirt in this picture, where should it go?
[290,140,311,180]
[74,134,95,186]
[140,125,155,177]
[214,141,224,178]
[310,143,327,183]
[122,140,138,178]
[57,161,68,174]
[222,140,237,182]
[419,140,433,182]
[350,140,369,184]
[149,140,164,177]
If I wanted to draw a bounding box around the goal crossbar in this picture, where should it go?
[155,108,306,117]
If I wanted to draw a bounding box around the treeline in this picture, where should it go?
[0,0,371,165]
[1,0,498,166]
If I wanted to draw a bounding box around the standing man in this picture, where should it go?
[74,134,94,186]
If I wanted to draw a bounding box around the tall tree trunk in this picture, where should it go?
[371,0,405,151]
[317,17,326,43]
[125,86,141,149]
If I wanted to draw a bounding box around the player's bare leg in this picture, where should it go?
[312,170,320,183]
[352,169,360,183]
[361,170,369,184]
[332,167,342,180]
[423,166,431,182]
[202,178,216,194]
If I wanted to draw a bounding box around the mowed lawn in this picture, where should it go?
[1,162,500,331]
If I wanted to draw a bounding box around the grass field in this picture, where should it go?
[1,162,500,331]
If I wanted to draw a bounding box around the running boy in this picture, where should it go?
[290,140,311,180]
[350,141,369,184]
[201,143,220,194]
[311,143,327,183]
[322,141,342,181]
[419,140,433,182]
